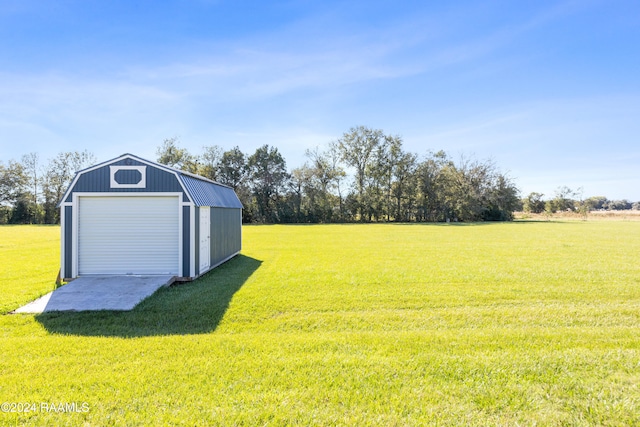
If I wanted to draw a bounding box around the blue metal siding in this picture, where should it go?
[64,206,73,278]
[180,175,243,209]
[64,163,185,203]
[111,159,146,167]
[210,207,242,267]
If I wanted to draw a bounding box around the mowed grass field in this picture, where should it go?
[0,225,61,314]
[1,222,640,426]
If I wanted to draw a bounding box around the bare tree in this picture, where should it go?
[42,150,96,223]
[21,152,41,223]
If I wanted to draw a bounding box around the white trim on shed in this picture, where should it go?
[71,192,184,277]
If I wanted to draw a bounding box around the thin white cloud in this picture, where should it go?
[121,0,599,104]
[0,71,188,162]
[1,0,637,202]
[405,94,640,199]
[124,36,422,102]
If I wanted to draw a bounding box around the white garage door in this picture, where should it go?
[78,196,180,275]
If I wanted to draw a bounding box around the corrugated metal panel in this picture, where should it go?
[78,196,180,275]
[65,163,184,203]
[182,205,191,277]
[210,207,242,266]
[180,175,243,208]
[63,206,73,278]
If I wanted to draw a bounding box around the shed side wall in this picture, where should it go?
[63,205,73,278]
[210,208,242,267]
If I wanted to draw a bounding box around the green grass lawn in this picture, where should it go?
[0,225,61,315]
[1,222,640,426]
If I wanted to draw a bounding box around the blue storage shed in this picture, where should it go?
[59,153,242,281]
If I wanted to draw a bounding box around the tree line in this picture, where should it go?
[522,187,640,216]
[1,151,96,224]
[1,126,523,224]
[156,126,520,223]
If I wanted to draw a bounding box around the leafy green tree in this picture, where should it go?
[0,206,10,224]
[218,147,247,189]
[0,160,28,208]
[156,137,195,170]
[248,145,289,223]
[10,194,38,224]
[326,142,347,221]
[416,151,449,222]
[439,162,464,221]
[484,173,520,221]
[288,165,314,222]
[605,199,632,210]
[370,135,403,221]
[585,196,607,211]
[337,126,383,221]
[443,156,496,221]
[198,145,223,181]
[297,147,345,223]
[544,200,555,216]
[216,146,253,222]
[391,150,418,222]
[550,186,576,212]
[523,192,545,214]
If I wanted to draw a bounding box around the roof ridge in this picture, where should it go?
[118,153,234,190]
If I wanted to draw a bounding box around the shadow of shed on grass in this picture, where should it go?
[35,255,262,337]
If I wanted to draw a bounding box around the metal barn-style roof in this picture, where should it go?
[59,153,243,209]
[180,175,243,209]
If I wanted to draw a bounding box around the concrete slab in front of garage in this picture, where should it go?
[13,275,176,313]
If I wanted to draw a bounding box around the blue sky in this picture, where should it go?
[1,0,639,200]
